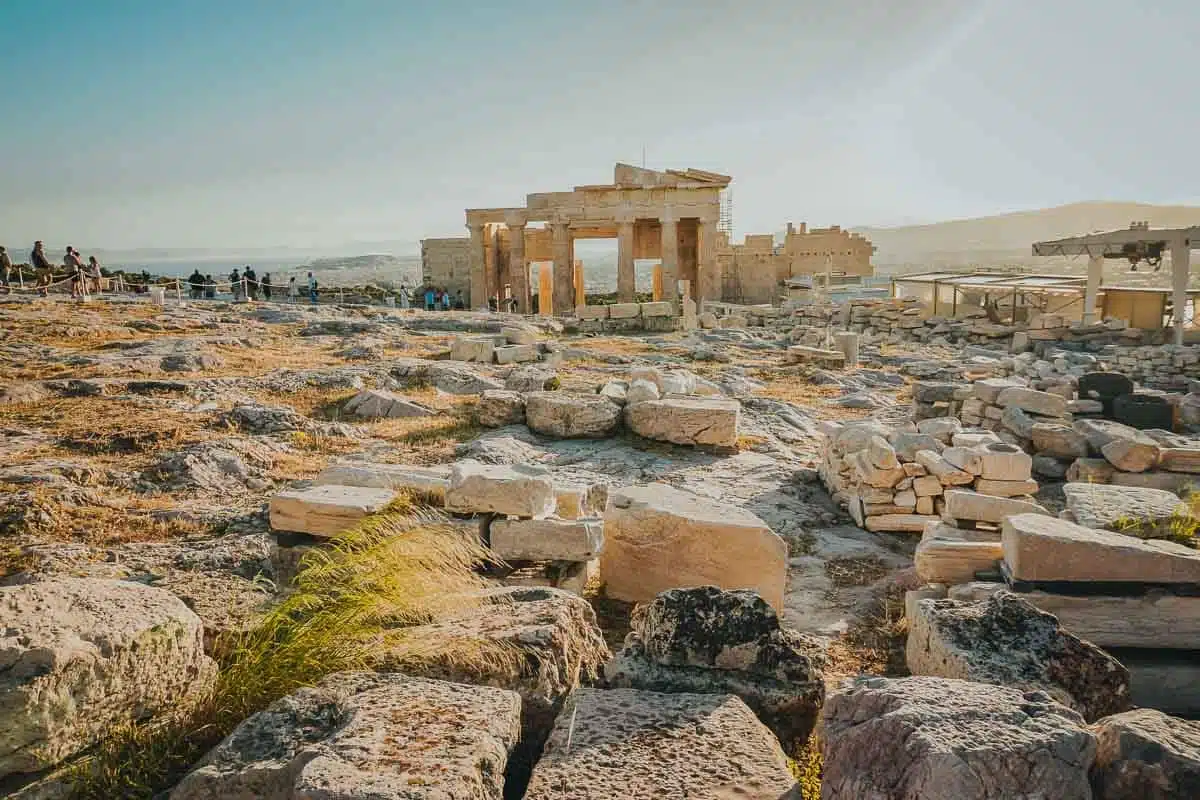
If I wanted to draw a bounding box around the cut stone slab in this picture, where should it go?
[1160,447,1200,474]
[625,396,740,448]
[1,578,216,778]
[1002,512,1200,585]
[1003,590,1200,650]
[450,335,495,363]
[603,586,826,754]
[601,483,787,610]
[1091,708,1200,800]
[524,391,621,439]
[1112,470,1200,495]
[489,517,604,562]
[974,477,1039,497]
[343,387,433,419]
[493,343,538,364]
[996,385,1068,417]
[316,462,450,503]
[477,389,526,428]
[942,446,983,475]
[915,449,974,485]
[608,302,640,319]
[943,488,1048,524]
[269,484,397,537]
[821,676,1095,800]
[906,591,1130,722]
[1068,456,1116,484]
[864,513,939,532]
[170,672,521,800]
[522,689,797,800]
[1061,481,1188,532]
[552,483,605,521]
[973,377,1022,404]
[978,441,1033,481]
[1076,418,1162,472]
[500,324,538,346]
[914,537,1002,584]
[1032,423,1089,460]
[505,364,557,393]
[445,462,556,518]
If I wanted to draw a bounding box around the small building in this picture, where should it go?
[420,238,471,296]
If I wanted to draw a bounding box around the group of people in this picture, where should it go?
[181,268,319,304]
[226,267,274,301]
[398,285,462,311]
[0,241,104,297]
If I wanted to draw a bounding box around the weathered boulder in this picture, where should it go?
[504,364,556,392]
[604,586,825,753]
[1003,512,1200,584]
[996,386,1068,417]
[1061,482,1188,532]
[1076,418,1162,473]
[1,579,216,778]
[501,324,538,346]
[445,461,556,518]
[450,335,495,363]
[427,363,505,395]
[269,484,396,537]
[822,676,1096,800]
[171,672,521,800]
[907,591,1131,722]
[1033,423,1090,460]
[524,391,621,438]
[343,388,432,419]
[624,378,660,405]
[1090,708,1200,800]
[624,396,740,448]
[601,483,788,610]
[523,689,798,800]
[477,389,526,428]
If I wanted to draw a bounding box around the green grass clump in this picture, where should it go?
[1113,489,1200,549]
[64,496,500,799]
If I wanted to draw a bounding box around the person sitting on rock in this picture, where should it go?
[0,246,12,294]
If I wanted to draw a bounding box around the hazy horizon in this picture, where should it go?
[2,1,1198,251]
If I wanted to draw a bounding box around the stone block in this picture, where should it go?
[973,377,1021,404]
[500,324,538,345]
[1090,709,1200,800]
[978,441,1033,481]
[450,335,495,363]
[821,676,1095,800]
[1061,482,1188,532]
[171,672,521,800]
[445,462,556,518]
[525,391,621,438]
[608,302,641,319]
[343,388,433,419]
[943,488,1047,524]
[1160,447,1200,474]
[1,579,216,778]
[914,537,1003,584]
[493,344,538,365]
[639,301,674,318]
[576,304,608,320]
[269,484,397,537]
[1002,512,1200,584]
[914,450,974,486]
[866,435,899,469]
[316,462,450,503]
[625,397,740,448]
[942,446,983,475]
[552,484,605,520]
[974,477,1039,497]
[601,483,787,610]
[891,432,942,461]
[1032,423,1089,460]
[864,513,940,532]
[916,417,962,442]
[996,386,1068,417]
[906,592,1130,722]
[913,475,943,496]
[952,430,1002,448]
[489,517,604,562]
[1006,590,1200,650]
[477,389,526,427]
[1067,457,1116,484]
[1111,470,1199,495]
[523,689,797,800]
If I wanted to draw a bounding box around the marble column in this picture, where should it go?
[617,221,635,302]
[574,260,586,308]
[697,220,719,302]
[552,222,573,316]
[660,216,679,307]
[508,223,528,313]
[467,223,486,310]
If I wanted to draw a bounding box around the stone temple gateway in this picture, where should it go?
[421,163,875,313]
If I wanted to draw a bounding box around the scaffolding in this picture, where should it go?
[718,188,734,240]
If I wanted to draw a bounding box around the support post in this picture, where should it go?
[651,264,663,301]
[551,222,573,316]
[538,263,553,316]
[1084,252,1103,324]
[467,222,487,310]
[617,220,635,302]
[574,260,585,309]
[697,220,718,302]
[660,215,679,307]
[507,219,528,313]
[1171,239,1190,346]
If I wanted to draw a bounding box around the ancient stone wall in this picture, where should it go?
[420,238,471,294]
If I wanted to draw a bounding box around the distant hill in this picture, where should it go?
[855,202,1200,274]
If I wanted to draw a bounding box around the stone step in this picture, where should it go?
[864,513,940,533]
[445,462,556,518]
[269,485,397,538]
[1002,513,1200,585]
[522,688,798,800]
[489,517,604,562]
[316,462,450,503]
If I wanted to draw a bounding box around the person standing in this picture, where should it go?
[307,272,318,304]
[65,247,85,299]
[398,283,410,309]
[205,274,216,299]
[262,272,272,301]
[288,276,298,302]
[0,246,11,294]
[244,266,258,301]
[424,286,435,311]
[31,241,53,297]
[229,267,242,301]
[87,256,103,294]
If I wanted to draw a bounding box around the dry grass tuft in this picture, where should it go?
[367,400,482,465]
[788,736,822,798]
[65,496,498,799]
[826,581,909,679]
[0,483,205,546]
[824,555,890,589]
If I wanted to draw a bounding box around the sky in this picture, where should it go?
[1,0,1198,252]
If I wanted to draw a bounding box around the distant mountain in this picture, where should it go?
[855,202,1200,273]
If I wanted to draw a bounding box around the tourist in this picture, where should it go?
[31,241,53,297]
[424,286,435,311]
[244,266,258,301]
[307,272,318,303]
[398,283,410,309]
[454,289,464,310]
[229,268,242,301]
[188,269,205,299]
[87,256,103,294]
[0,246,11,294]
[262,272,272,301]
[65,247,85,299]
[288,276,298,302]
[204,274,216,300]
